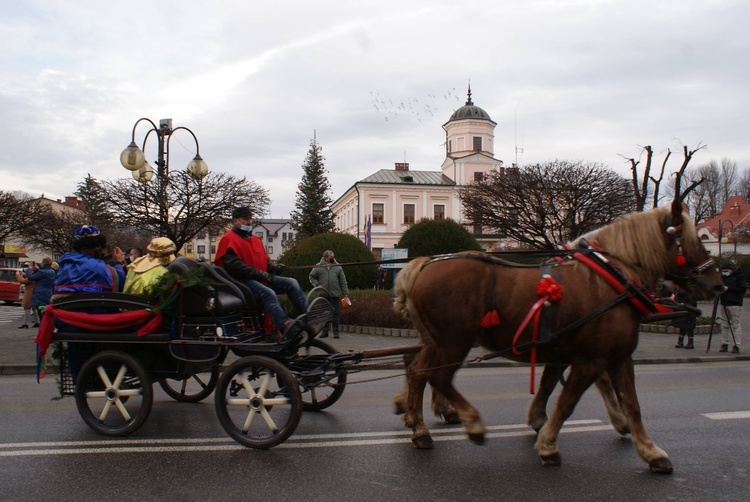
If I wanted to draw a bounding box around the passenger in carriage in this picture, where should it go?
[52,225,125,302]
[123,237,176,297]
[215,206,308,340]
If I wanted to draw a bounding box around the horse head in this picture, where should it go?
[661,199,726,300]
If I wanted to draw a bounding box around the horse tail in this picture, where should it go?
[393,257,431,318]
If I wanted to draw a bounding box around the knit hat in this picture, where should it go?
[72,224,106,251]
[231,206,253,219]
[720,261,735,270]
[131,237,176,273]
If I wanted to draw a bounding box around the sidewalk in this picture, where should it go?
[1,304,748,375]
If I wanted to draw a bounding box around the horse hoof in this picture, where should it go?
[615,425,631,436]
[648,458,674,474]
[442,412,462,424]
[540,452,562,466]
[529,418,547,433]
[412,435,434,450]
[468,433,485,446]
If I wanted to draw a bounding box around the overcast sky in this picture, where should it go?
[2,0,748,218]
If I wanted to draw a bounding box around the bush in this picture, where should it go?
[340,290,413,328]
[397,218,482,257]
[279,232,378,290]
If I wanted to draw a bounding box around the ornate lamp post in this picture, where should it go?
[119,118,208,235]
[718,219,736,262]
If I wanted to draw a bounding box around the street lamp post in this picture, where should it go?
[718,219,736,263]
[119,118,208,236]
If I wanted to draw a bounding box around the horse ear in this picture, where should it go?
[670,198,683,226]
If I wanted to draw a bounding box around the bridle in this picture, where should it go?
[663,223,717,286]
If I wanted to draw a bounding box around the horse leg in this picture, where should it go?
[535,361,604,466]
[527,363,567,433]
[608,357,673,474]
[403,346,434,449]
[428,364,485,445]
[393,350,460,422]
[594,371,630,435]
[393,352,413,415]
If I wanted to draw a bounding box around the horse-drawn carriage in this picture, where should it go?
[38,257,362,449]
[38,202,726,473]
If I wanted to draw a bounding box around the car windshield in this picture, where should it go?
[0,270,19,281]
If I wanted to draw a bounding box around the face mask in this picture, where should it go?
[328,257,335,264]
[128,255,135,262]
[239,224,253,233]
[722,271,731,276]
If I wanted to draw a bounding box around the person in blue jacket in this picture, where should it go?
[27,257,56,327]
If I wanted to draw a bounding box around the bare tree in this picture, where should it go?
[0,191,48,242]
[737,167,750,201]
[460,160,635,249]
[21,203,87,255]
[95,171,270,251]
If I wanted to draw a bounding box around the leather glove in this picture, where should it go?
[273,263,285,275]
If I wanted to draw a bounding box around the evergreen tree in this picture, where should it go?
[290,138,335,239]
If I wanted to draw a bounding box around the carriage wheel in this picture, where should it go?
[214,355,302,449]
[74,350,153,436]
[296,339,347,412]
[158,366,220,403]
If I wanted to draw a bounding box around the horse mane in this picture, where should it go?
[570,207,699,287]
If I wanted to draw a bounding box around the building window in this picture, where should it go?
[473,136,482,151]
[267,246,273,255]
[186,244,193,254]
[197,245,206,255]
[448,140,452,153]
[404,204,415,225]
[373,203,384,224]
[434,205,445,220]
[268,237,274,243]
[255,232,264,239]
[210,245,216,254]
[474,172,484,182]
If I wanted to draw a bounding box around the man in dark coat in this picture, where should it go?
[719,261,747,353]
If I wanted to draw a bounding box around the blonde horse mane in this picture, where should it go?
[570,206,699,287]
[393,256,431,318]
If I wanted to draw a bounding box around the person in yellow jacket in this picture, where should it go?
[123,237,176,297]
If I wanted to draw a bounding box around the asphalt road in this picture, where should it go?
[1,362,749,501]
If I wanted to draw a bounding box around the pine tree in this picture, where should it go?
[290,138,335,239]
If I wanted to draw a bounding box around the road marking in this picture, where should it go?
[0,419,606,457]
[702,410,750,420]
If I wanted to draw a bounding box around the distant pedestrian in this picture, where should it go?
[309,250,349,339]
[15,266,35,329]
[27,257,56,327]
[718,261,747,354]
[672,290,698,349]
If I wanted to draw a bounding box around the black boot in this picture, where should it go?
[684,337,694,349]
[675,336,684,348]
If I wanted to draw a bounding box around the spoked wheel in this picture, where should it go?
[74,350,153,436]
[158,366,220,403]
[214,355,302,449]
[296,339,347,411]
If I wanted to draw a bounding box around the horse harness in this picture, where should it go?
[423,241,698,391]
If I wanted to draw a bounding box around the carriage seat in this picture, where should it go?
[52,292,152,311]
[167,257,244,316]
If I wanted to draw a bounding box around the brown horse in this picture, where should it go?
[393,202,725,473]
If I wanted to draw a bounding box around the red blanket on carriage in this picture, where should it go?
[34,305,163,380]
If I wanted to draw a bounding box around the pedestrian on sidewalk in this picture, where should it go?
[718,261,747,354]
[309,249,349,339]
[15,266,35,329]
[27,257,56,326]
[672,290,698,349]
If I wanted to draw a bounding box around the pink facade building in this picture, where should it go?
[332,87,503,259]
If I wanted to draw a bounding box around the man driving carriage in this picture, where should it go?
[214,206,308,341]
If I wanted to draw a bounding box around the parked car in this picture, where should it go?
[0,268,23,304]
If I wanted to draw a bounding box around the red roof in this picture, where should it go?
[698,195,750,237]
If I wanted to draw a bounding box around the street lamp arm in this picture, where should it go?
[169,126,202,157]
[130,117,160,144]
